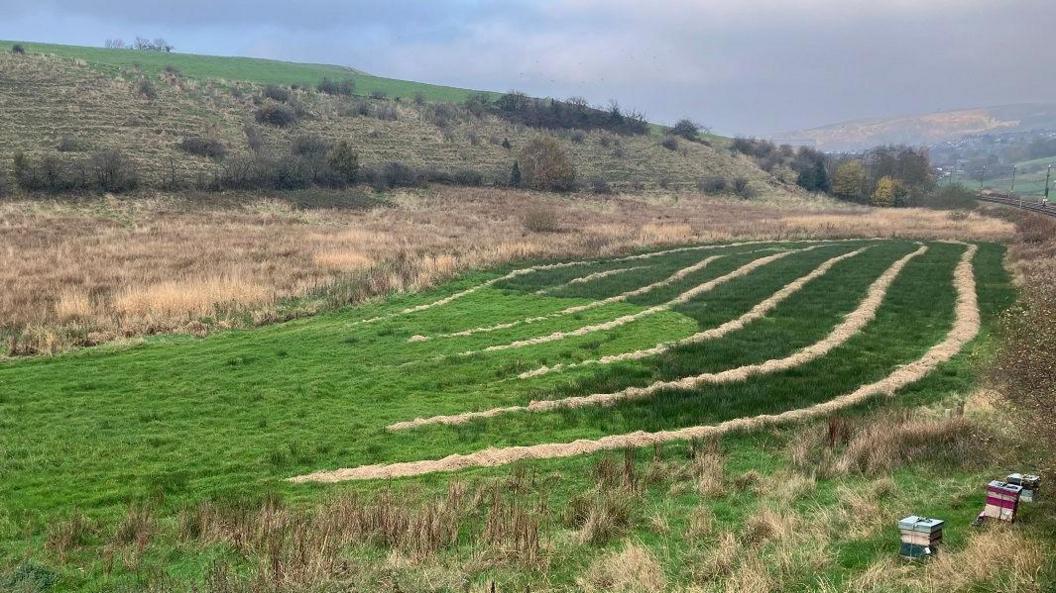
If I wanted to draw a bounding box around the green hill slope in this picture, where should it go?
[0,41,780,193]
[1,39,493,102]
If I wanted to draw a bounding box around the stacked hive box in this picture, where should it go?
[898,516,943,559]
[982,480,1022,522]
[1006,473,1040,503]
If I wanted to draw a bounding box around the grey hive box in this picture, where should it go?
[898,516,943,560]
[1007,473,1040,503]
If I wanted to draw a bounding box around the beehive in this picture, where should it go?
[898,516,943,559]
[1006,473,1040,503]
[981,480,1022,522]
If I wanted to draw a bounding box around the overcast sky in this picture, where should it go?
[2,0,1054,135]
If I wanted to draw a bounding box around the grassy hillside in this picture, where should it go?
[2,237,1051,591]
[0,39,494,103]
[0,45,775,192]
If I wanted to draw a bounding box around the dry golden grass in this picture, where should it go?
[113,276,272,318]
[0,188,1013,356]
[577,542,667,593]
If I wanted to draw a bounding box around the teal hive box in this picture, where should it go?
[898,516,944,534]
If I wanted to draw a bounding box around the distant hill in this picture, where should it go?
[782,103,1056,152]
[0,40,782,193]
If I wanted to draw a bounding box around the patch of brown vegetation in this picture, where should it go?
[991,212,1056,464]
[0,189,1009,356]
[577,542,667,593]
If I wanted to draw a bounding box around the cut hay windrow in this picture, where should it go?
[350,240,791,326]
[387,244,922,430]
[518,245,874,379]
[289,244,978,482]
[533,265,648,295]
[421,246,792,340]
[457,246,818,357]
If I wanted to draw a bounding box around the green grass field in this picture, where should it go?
[977,155,1056,198]
[0,39,497,103]
[3,238,1051,592]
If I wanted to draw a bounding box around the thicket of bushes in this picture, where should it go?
[731,138,831,193]
[317,78,355,96]
[828,146,933,206]
[481,92,649,136]
[12,150,139,193]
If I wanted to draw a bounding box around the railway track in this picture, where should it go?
[977,191,1056,218]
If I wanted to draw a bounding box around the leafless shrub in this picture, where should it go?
[590,177,613,194]
[262,84,290,102]
[291,134,330,157]
[178,136,227,160]
[90,150,139,192]
[698,175,728,194]
[136,78,157,99]
[660,136,679,151]
[733,176,755,198]
[255,104,298,127]
[519,137,576,192]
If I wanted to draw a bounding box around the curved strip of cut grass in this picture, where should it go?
[290,244,977,482]
[533,265,648,295]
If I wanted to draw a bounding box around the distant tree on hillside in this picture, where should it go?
[519,138,575,192]
[104,39,125,49]
[132,37,173,52]
[793,147,831,193]
[327,141,359,186]
[832,160,868,202]
[871,176,901,207]
[11,44,25,55]
[671,119,701,141]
